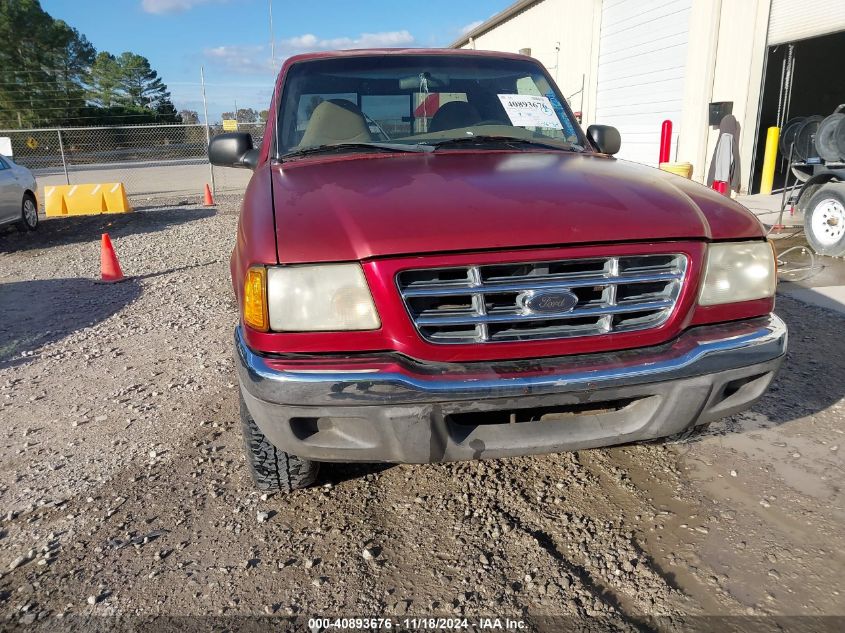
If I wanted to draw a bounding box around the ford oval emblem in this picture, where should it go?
[522,290,579,313]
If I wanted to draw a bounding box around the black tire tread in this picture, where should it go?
[15,192,37,232]
[239,395,319,492]
[815,113,845,163]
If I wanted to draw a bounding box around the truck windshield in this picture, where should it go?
[275,54,584,158]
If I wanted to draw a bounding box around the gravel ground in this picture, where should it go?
[0,200,843,631]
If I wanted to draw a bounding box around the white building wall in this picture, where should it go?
[459,0,840,192]
[709,0,771,190]
[594,0,692,166]
[677,0,771,190]
[461,0,601,122]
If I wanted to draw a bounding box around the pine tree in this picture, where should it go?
[154,97,179,122]
[0,0,93,127]
[116,52,171,109]
[87,52,122,107]
[179,110,200,124]
[1,1,178,128]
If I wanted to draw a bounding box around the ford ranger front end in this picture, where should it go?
[210,49,786,492]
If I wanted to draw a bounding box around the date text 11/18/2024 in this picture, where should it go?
[307,617,527,630]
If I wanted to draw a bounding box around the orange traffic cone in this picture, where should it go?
[203,183,214,206]
[100,233,125,283]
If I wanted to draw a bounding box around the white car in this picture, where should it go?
[0,155,38,231]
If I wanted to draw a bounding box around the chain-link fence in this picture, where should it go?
[0,123,266,204]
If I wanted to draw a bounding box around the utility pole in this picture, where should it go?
[579,73,585,122]
[200,65,215,196]
[269,0,276,68]
[56,129,69,185]
[555,42,560,84]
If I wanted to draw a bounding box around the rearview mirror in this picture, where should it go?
[209,132,259,169]
[586,125,621,155]
[398,72,448,91]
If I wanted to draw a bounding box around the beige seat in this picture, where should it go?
[299,99,374,147]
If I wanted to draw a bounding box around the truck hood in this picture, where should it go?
[271,151,762,263]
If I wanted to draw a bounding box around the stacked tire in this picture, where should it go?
[815,107,845,163]
[782,108,845,164]
[795,106,845,257]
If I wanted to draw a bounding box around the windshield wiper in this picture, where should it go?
[281,142,433,160]
[428,135,583,152]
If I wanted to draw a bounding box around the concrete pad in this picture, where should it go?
[779,283,845,315]
[736,192,803,228]
[772,233,845,315]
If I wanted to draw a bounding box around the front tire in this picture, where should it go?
[15,193,38,232]
[804,185,845,257]
[239,394,319,492]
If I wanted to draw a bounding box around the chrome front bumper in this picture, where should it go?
[236,315,787,463]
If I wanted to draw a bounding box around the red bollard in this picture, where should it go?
[659,120,672,164]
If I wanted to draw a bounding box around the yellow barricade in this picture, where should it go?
[45,183,132,217]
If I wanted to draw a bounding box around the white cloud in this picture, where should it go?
[278,30,415,54]
[141,0,221,15]
[204,30,416,74]
[460,20,483,35]
[204,45,271,74]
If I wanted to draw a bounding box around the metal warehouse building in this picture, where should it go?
[451,0,845,193]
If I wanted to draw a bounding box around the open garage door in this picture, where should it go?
[751,30,845,193]
[594,0,692,166]
[768,0,845,46]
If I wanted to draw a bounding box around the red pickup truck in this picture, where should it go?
[210,49,786,492]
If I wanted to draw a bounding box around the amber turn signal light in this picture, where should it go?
[243,266,269,332]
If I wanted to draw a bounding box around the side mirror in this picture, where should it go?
[586,125,621,155]
[209,132,259,169]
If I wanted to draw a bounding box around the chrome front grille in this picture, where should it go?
[396,253,688,344]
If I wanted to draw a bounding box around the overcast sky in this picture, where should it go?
[41,0,511,122]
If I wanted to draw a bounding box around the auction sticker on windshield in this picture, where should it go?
[497,94,563,129]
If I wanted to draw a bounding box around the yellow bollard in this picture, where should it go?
[760,126,780,195]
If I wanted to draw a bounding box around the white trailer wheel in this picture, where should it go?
[804,185,845,257]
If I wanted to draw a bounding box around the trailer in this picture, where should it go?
[779,108,845,257]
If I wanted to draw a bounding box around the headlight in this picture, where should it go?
[266,263,380,331]
[699,241,776,306]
